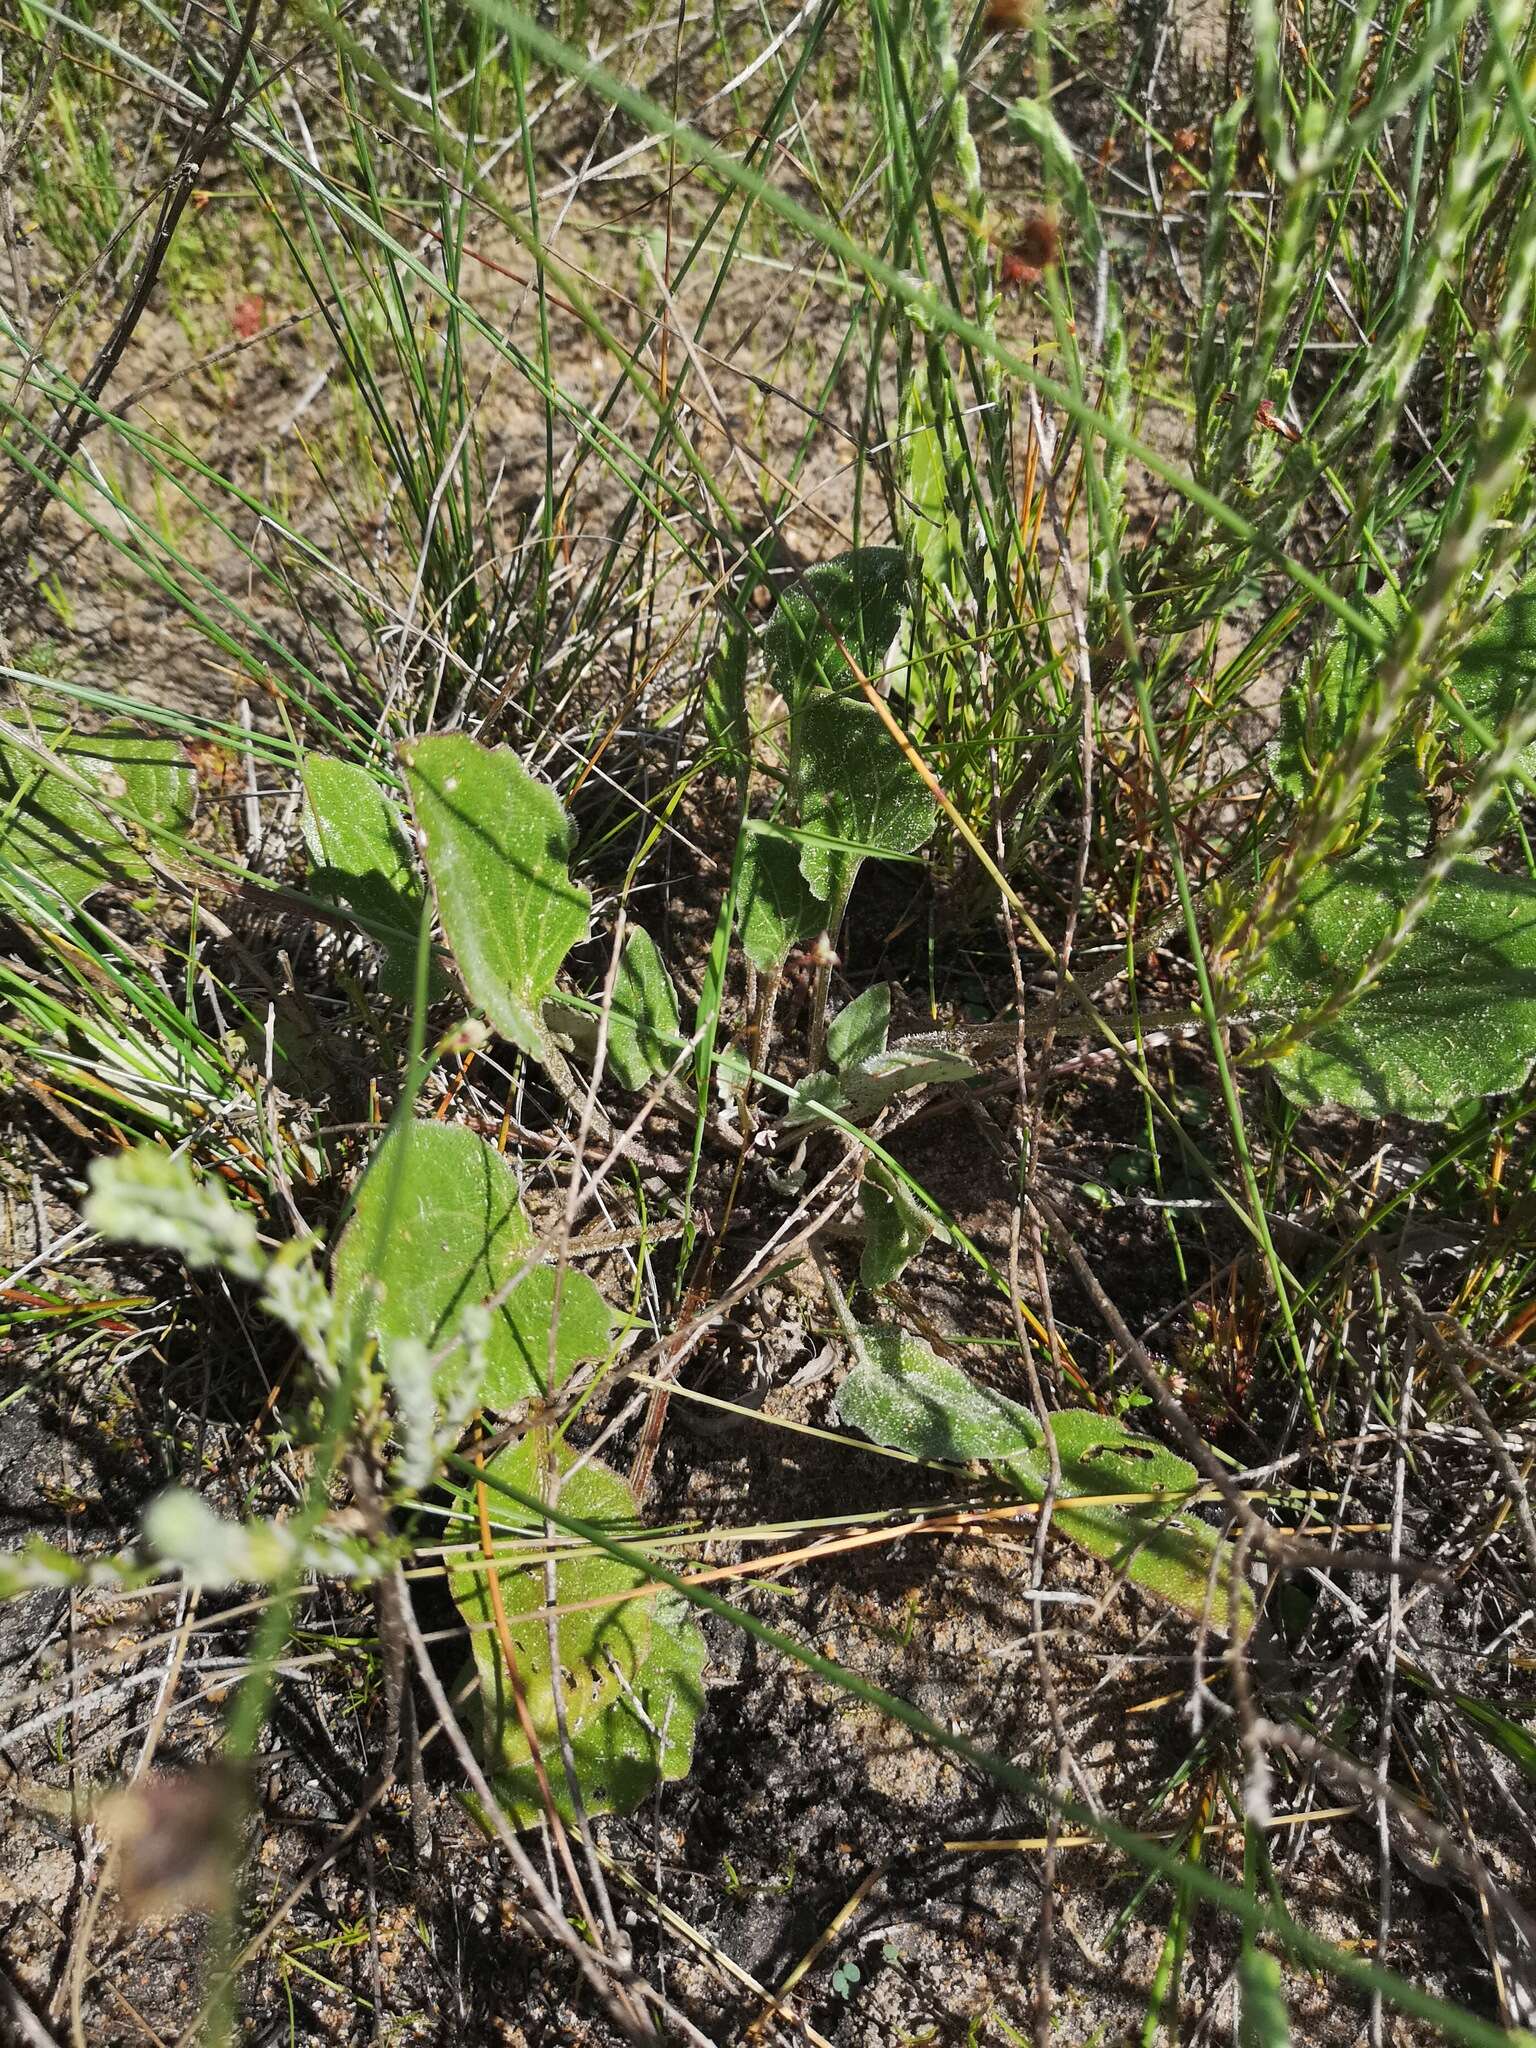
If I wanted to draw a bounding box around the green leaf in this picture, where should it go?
[1245,850,1536,1119]
[735,820,829,973]
[605,926,683,1091]
[827,983,891,1071]
[1004,1412,1250,1632]
[702,620,750,778]
[401,734,589,1062]
[837,1333,1251,1630]
[791,694,936,902]
[85,1144,265,1282]
[450,1436,652,1741]
[762,546,907,703]
[332,1121,611,1408]
[301,755,434,1000]
[839,1045,977,1119]
[449,1436,705,1829]
[1239,1950,1292,2048]
[780,1069,848,1130]
[1271,596,1428,855]
[859,1161,937,1289]
[837,1328,1043,1462]
[0,714,193,908]
[1445,590,1536,771]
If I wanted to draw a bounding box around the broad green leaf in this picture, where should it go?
[1245,850,1536,1119]
[301,755,434,1001]
[792,694,936,902]
[762,546,907,702]
[0,714,193,908]
[859,1161,937,1289]
[450,1436,652,1744]
[605,926,683,1091]
[837,1327,1043,1462]
[332,1121,611,1408]
[1271,597,1428,855]
[837,1334,1250,1630]
[1445,590,1536,771]
[85,1145,265,1282]
[401,734,588,1061]
[735,819,829,973]
[827,982,891,1071]
[450,1437,705,1829]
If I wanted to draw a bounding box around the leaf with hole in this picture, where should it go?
[332,1121,611,1408]
[763,546,907,703]
[301,756,436,1000]
[734,819,830,973]
[448,1435,705,1828]
[791,693,936,903]
[604,925,684,1091]
[0,714,193,909]
[1245,849,1536,1119]
[401,734,588,1062]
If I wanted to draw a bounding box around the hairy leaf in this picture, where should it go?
[1246,850,1536,1118]
[450,1436,652,1744]
[1005,1412,1249,1631]
[763,546,907,702]
[1270,597,1428,855]
[332,1121,611,1407]
[86,1145,265,1282]
[735,820,829,973]
[605,926,683,1090]
[827,983,891,1072]
[838,1333,1250,1629]
[301,756,433,1000]
[859,1161,937,1289]
[1445,589,1536,770]
[792,694,935,902]
[839,1045,976,1119]
[449,1436,705,1829]
[1239,1950,1292,2048]
[0,714,192,908]
[837,1328,1042,1462]
[702,620,750,778]
[401,734,588,1061]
